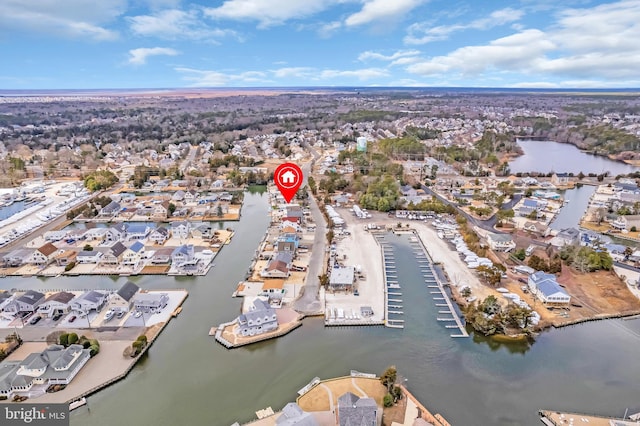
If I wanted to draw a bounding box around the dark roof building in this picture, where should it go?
[337,392,378,426]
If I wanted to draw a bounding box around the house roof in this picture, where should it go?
[45,292,75,304]
[117,281,139,302]
[330,266,355,286]
[537,279,569,298]
[127,224,151,234]
[17,290,45,305]
[263,279,285,290]
[488,233,513,243]
[128,241,145,253]
[276,403,319,426]
[267,260,289,273]
[77,250,100,257]
[337,392,377,426]
[151,227,168,236]
[38,242,59,256]
[133,292,168,306]
[275,252,293,264]
[239,298,277,324]
[76,290,106,304]
[109,242,127,257]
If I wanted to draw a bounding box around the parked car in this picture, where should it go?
[116,311,125,319]
[134,311,142,318]
[104,310,115,322]
[52,313,62,321]
[29,315,42,325]
[69,315,77,323]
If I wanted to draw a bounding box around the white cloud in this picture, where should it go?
[0,0,124,40]
[405,7,524,45]
[175,67,271,86]
[128,9,238,41]
[319,68,389,80]
[345,0,425,27]
[405,0,640,85]
[318,21,342,38]
[204,0,343,28]
[508,81,560,89]
[358,49,420,62]
[128,47,179,65]
[272,67,315,79]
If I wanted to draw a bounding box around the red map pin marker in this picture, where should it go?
[274,162,303,203]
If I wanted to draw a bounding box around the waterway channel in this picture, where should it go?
[2,191,640,425]
[510,140,639,175]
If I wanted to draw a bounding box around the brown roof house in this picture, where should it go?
[25,242,60,266]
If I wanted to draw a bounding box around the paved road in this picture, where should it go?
[614,261,640,274]
[294,142,326,314]
[421,185,514,234]
[293,188,326,314]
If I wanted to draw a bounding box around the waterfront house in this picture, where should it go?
[171,221,191,239]
[235,298,278,337]
[336,392,378,426]
[99,200,121,217]
[523,221,549,236]
[149,227,169,245]
[105,223,127,243]
[211,179,225,189]
[184,189,198,202]
[152,247,173,264]
[191,223,213,239]
[101,242,127,265]
[133,292,169,313]
[486,233,516,252]
[108,281,139,313]
[611,216,628,231]
[152,201,170,219]
[3,248,34,267]
[218,192,233,202]
[55,250,77,267]
[172,190,185,202]
[329,266,356,290]
[550,227,580,248]
[43,230,68,242]
[528,271,570,305]
[76,250,103,264]
[518,198,544,218]
[70,290,107,315]
[2,290,45,314]
[261,252,293,278]
[26,242,60,266]
[125,224,152,241]
[83,228,107,242]
[276,234,299,254]
[551,173,570,186]
[171,244,195,267]
[39,292,75,318]
[0,344,91,400]
[122,241,146,266]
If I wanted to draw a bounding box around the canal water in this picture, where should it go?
[550,185,596,231]
[2,191,640,425]
[510,140,639,175]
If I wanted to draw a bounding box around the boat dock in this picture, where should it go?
[538,409,638,426]
[409,232,468,338]
[375,233,404,329]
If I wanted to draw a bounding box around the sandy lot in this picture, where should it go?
[325,211,385,322]
[297,377,386,412]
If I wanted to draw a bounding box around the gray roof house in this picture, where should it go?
[105,223,127,242]
[39,291,75,317]
[70,290,107,315]
[235,298,278,337]
[2,290,45,314]
[329,266,355,289]
[171,244,195,267]
[100,200,121,216]
[101,242,127,265]
[3,248,34,267]
[149,227,169,245]
[109,281,139,312]
[133,292,169,313]
[122,241,146,266]
[261,252,293,278]
[0,344,90,399]
[76,250,103,264]
[337,392,378,426]
[171,221,191,239]
[125,224,152,240]
[276,403,319,426]
[550,227,580,248]
[528,271,571,305]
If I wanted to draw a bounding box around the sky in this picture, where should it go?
[1,0,639,89]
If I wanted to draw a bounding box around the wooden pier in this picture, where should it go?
[375,233,404,329]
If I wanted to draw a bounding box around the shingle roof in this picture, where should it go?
[38,242,59,256]
[17,290,45,305]
[110,242,127,257]
[45,292,75,304]
[117,281,139,302]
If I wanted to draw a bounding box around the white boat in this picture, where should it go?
[69,397,87,411]
[496,287,509,293]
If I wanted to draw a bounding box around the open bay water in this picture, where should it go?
[509,140,639,175]
[2,192,640,425]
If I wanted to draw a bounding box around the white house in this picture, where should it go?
[133,292,169,313]
[149,227,169,245]
[76,250,103,264]
[2,290,45,314]
[70,290,107,315]
[235,298,278,337]
[25,242,59,266]
[38,292,75,318]
[122,241,146,266]
[108,281,139,313]
[528,271,571,305]
[171,244,195,267]
[486,233,516,252]
[171,221,191,239]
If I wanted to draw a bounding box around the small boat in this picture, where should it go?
[69,397,87,411]
[496,287,509,293]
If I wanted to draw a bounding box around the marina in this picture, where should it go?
[375,232,404,329]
